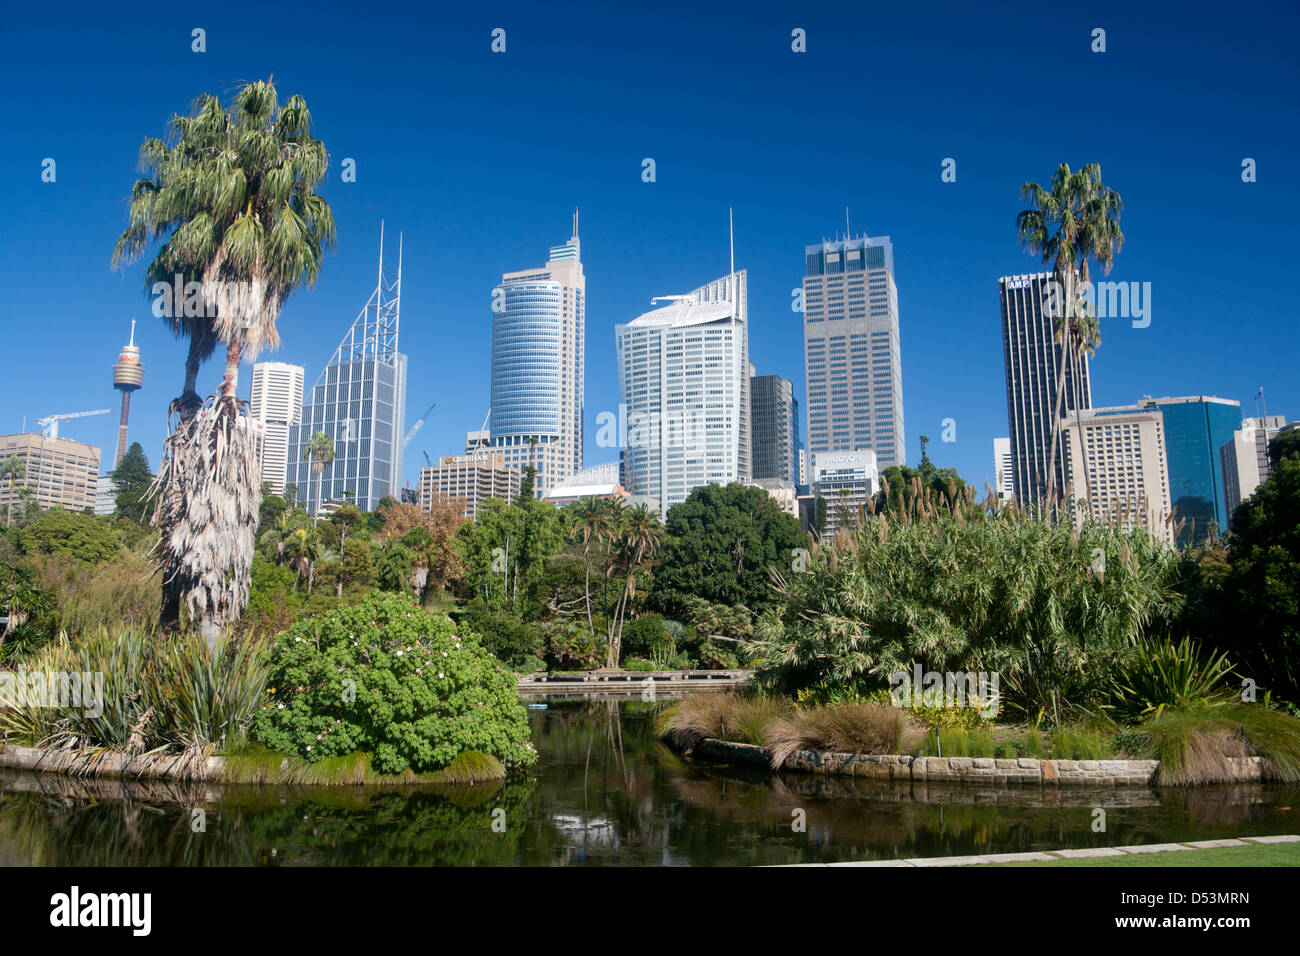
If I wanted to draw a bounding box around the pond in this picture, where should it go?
[1,699,1295,866]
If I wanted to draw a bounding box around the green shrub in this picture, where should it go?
[252,592,536,775]
[1108,635,1236,719]
[1047,724,1115,760]
[450,600,544,669]
[622,614,667,659]
[540,618,605,670]
[1143,704,1300,785]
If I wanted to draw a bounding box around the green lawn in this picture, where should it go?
[992,842,1300,867]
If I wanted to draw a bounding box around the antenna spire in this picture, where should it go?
[128,317,136,347]
[846,206,851,241]
[729,207,735,278]
[573,207,579,240]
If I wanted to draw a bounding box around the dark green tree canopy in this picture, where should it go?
[20,509,121,564]
[650,482,803,617]
[110,442,153,524]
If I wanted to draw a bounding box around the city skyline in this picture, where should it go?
[3,3,1297,498]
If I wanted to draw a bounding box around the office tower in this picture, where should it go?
[615,271,750,518]
[1060,404,1173,545]
[250,361,304,497]
[803,234,904,467]
[1220,415,1285,527]
[993,436,1013,502]
[489,220,585,497]
[750,374,800,483]
[999,273,1093,506]
[1140,395,1241,545]
[111,319,144,468]
[288,232,407,514]
[0,433,100,513]
[419,452,521,520]
[95,476,117,516]
[811,449,879,536]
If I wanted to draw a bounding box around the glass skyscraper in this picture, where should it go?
[1141,395,1241,545]
[999,273,1092,507]
[287,236,406,513]
[750,374,800,484]
[489,223,585,497]
[802,234,904,467]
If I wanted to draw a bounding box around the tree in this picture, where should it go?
[324,503,363,554]
[381,498,466,599]
[281,525,321,595]
[112,79,336,645]
[1270,430,1300,469]
[305,431,335,524]
[1,456,25,529]
[283,482,299,509]
[21,509,120,564]
[606,504,664,668]
[458,497,566,614]
[569,496,614,634]
[650,483,803,619]
[1016,162,1123,516]
[110,442,153,524]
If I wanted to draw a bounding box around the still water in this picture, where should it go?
[1,699,1296,866]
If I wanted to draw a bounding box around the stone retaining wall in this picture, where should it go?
[687,738,1267,787]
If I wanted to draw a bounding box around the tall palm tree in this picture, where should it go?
[606,504,664,669]
[1069,311,1102,516]
[282,525,320,595]
[112,79,336,644]
[304,431,335,525]
[1,456,25,528]
[1016,162,1123,518]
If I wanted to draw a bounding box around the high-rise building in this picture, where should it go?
[999,273,1093,506]
[250,361,304,497]
[419,452,519,520]
[1140,395,1241,545]
[812,449,879,536]
[0,433,101,514]
[1060,404,1173,545]
[615,271,749,518]
[489,221,585,497]
[803,234,904,468]
[111,319,144,468]
[288,232,406,514]
[750,374,800,484]
[993,436,1014,502]
[1219,415,1285,527]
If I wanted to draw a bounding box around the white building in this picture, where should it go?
[1060,405,1173,545]
[993,436,1014,503]
[614,271,750,518]
[812,449,878,535]
[250,361,304,497]
[1220,415,1286,526]
[95,475,118,516]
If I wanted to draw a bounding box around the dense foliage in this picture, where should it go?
[251,592,536,774]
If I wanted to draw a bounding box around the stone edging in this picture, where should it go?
[689,737,1267,786]
[0,744,225,781]
[784,834,1300,867]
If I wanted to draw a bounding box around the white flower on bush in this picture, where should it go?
[438,673,445,680]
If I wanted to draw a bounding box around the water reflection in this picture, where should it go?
[0,700,1295,866]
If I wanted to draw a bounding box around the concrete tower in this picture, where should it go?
[112,319,144,467]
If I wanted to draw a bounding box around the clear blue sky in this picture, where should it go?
[2,0,1297,495]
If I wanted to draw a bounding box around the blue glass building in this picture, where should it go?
[1142,395,1241,546]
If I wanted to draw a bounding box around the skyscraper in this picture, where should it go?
[802,234,904,467]
[287,232,406,513]
[250,361,304,497]
[999,273,1093,507]
[0,433,100,513]
[1061,404,1173,545]
[1220,415,1286,526]
[750,374,800,483]
[1140,395,1241,544]
[489,220,585,497]
[111,319,143,468]
[615,271,749,517]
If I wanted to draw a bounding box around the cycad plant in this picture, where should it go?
[112,80,335,647]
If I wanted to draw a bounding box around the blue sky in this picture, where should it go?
[2,0,1297,496]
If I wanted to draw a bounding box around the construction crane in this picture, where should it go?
[469,407,491,451]
[403,402,435,449]
[36,408,111,440]
[422,450,432,467]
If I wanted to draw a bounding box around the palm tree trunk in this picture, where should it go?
[219,340,243,400]
[583,545,594,635]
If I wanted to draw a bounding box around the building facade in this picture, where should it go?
[287,238,406,514]
[250,361,304,497]
[1060,405,1173,545]
[750,374,801,484]
[1220,414,1286,527]
[993,436,1014,503]
[811,448,879,536]
[489,227,585,497]
[999,273,1093,507]
[803,235,904,468]
[615,271,750,518]
[1140,395,1241,545]
[0,433,100,514]
[418,452,520,520]
[542,462,629,506]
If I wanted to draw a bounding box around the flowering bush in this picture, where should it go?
[252,592,536,775]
